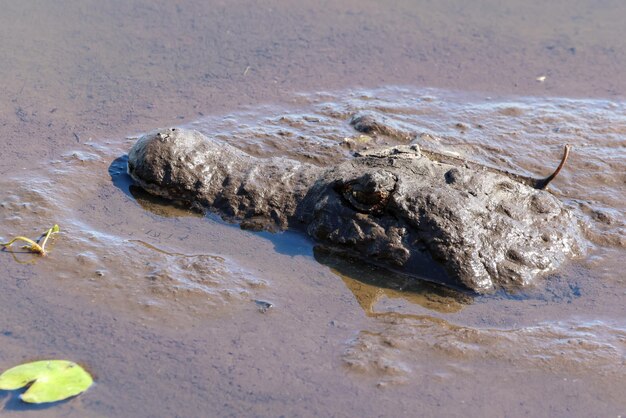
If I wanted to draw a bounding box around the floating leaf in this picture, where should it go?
[0,360,93,404]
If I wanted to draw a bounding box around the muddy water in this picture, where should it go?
[3,87,625,417]
[1,1,626,417]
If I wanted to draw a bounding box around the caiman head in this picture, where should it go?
[127,128,583,294]
[296,145,584,293]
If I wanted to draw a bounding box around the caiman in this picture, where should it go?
[127,128,584,293]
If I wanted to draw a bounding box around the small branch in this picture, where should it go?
[1,236,45,255]
[420,144,572,190]
[39,224,60,252]
[1,224,60,256]
[532,145,571,190]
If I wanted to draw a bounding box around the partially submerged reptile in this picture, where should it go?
[127,128,584,293]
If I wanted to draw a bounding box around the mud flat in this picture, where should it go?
[1,1,625,417]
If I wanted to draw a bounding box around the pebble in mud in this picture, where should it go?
[349,112,415,141]
[253,299,273,313]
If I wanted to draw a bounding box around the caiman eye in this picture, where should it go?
[336,170,397,214]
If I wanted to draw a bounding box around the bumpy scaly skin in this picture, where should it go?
[127,128,321,231]
[128,128,585,293]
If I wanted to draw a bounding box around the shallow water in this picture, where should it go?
[1,0,626,417]
[1,86,625,417]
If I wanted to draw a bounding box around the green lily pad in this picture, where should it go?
[0,360,93,404]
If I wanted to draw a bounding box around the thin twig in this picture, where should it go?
[1,224,60,256]
[1,236,45,255]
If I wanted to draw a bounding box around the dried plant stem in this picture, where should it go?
[1,225,59,256]
[1,236,45,255]
[39,225,58,252]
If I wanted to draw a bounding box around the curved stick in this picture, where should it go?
[531,145,570,190]
[419,145,571,190]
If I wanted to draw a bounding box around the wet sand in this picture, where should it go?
[1,1,625,417]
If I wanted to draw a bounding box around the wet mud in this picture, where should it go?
[2,86,625,417]
[1,1,626,417]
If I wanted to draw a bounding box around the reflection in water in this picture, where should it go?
[3,249,41,265]
[314,248,472,315]
[0,388,71,412]
[129,185,203,219]
[109,155,203,218]
[109,154,203,219]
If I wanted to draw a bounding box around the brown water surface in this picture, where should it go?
[0,1,625,417]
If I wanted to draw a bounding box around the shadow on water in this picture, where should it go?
[109,155,204,218]
[0,389,70,412]
[495,272,585,304]
[108,155,133,199]
[1,248,42,265]
[256,230,315,258]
